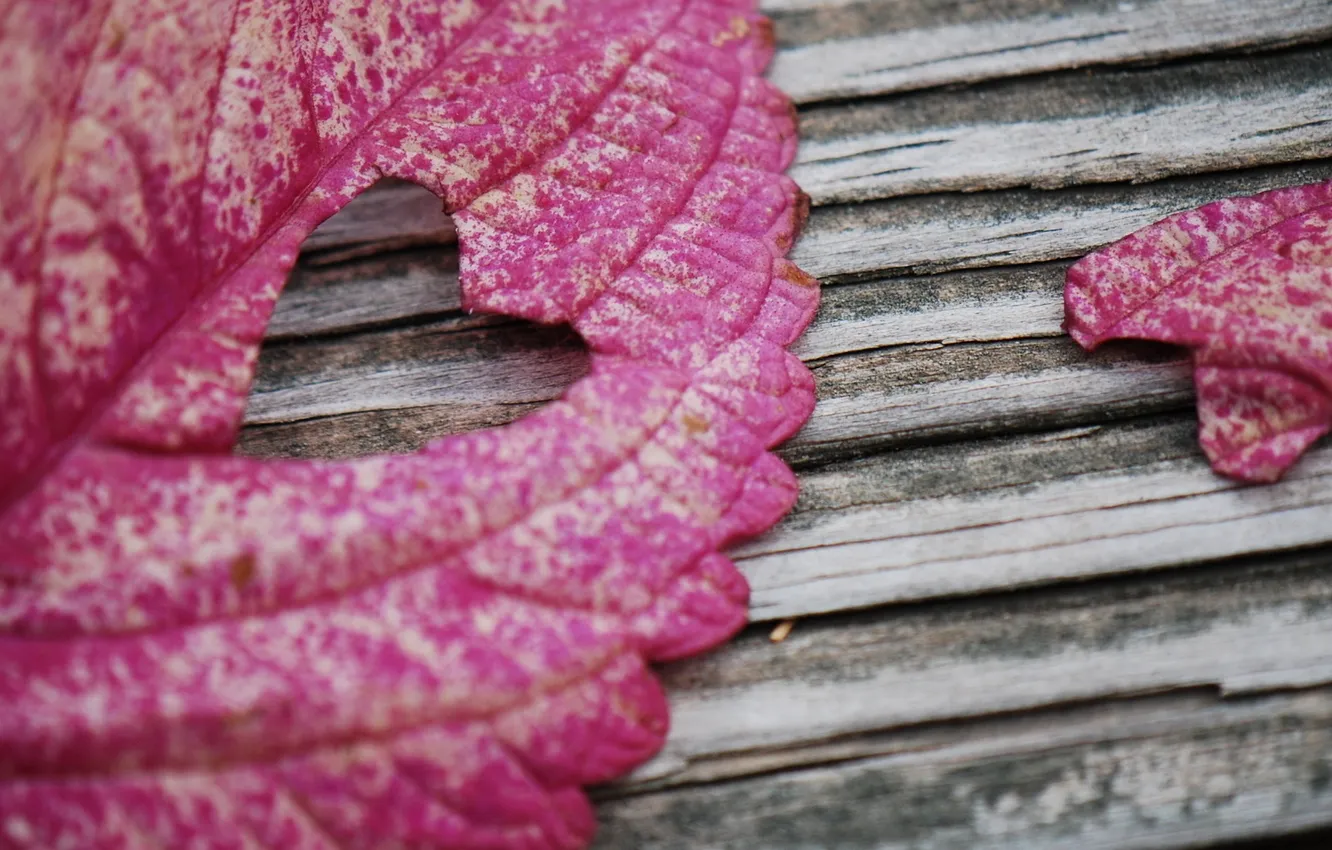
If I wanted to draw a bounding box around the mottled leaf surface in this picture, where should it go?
[0,1,816,847]
[1065,179,1332,483]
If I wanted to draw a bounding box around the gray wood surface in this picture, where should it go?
[790,47,1332,204]
[764,0,1332,103]
[631,548,1332,784]
[301,178,455,260]
[242,3,1332,847]
[597,686,1332,849]
[792,161,1332,281]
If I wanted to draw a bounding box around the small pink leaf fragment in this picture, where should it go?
[1065,178,1332,483]
[0,1,817,847]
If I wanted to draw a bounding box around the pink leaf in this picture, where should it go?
[0,1,817,847]
[1065,178,1332,483]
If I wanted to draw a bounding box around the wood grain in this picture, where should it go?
[791,47,1332,204]
[266,247,462,341]
[765,0,1332,104]
[794,261,1067,361]
[791,336,1193,464]
[301,179,454,260]
[243,318,586,425]
[597,686,1332,849]
[745,431,1332,620]
[793,160,1332,282]
[616,546,1332,787]
[280,104,1332,278]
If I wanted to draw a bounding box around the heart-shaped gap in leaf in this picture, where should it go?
[239,179,591,460]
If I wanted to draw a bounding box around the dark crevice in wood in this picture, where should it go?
[800,138,951,167]
[786,31,1332,111]
[264,306,492,345]
[778,403,1201,471]
[842,28,1133,76]
[1093,34,1332,82]
[1242,118,1332,140]
[724,545,1332,670]
[780,368,1197,473]
[783,408,1204,505]
[237,400,549,459]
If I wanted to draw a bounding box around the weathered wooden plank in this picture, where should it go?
[237,345,1190,461]
[276,163,1332,309]
[612,687,1326,800]
[237,401,544,459]
[596,686,1332,850]
[793,160,1332,282]
[282,61,1332,269]
[790,335,1193,464]
[795,262,1067,361]
[253,260,1077,458]
[623,549,1332,782]
[744,425,1332,620]
[626,690,1332,804]
[765,0,1332,104]
[266,248,463,341]
[791,47,1332,204]
[790,411,1203,513]
[278,150,1330,304]
[242,319,587,424]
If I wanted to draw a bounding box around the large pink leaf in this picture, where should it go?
[0,1,817,847]
[1065,178,1332,483]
